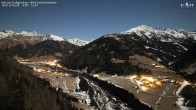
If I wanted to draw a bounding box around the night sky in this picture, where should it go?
[0,0,196,40]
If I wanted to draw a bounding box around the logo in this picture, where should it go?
[180,2,194,9]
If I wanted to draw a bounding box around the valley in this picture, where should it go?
[18,60,138,110]
[18,58,195,110]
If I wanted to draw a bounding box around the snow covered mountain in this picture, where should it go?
[19,40,78,59]
[0,30,89,46]
[66,38,89,46]
[0,30,64,41]
[0,29,90,60]
[63,25,195,74]
[122,25,196,42]
[120,25,196,52]
[44,34,65,41]
[0,30,15,39]
[17,31,41,36]
[43,34,89,46]
[0,30,41,38]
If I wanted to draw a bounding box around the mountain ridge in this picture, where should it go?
[63,25,195,75]
[122,25,196,40]
[0,30,89,46]
[19,40,78,59]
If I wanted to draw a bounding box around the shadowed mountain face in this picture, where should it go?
[63,32,195,75]
[0,51,78,110]
[170,43,196,82]
[19,40,78,59]
[0,31,82,59]
[0,35,44,56]
[0,35,78,59]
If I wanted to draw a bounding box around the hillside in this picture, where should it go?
[19,40,78,59]
[0,51,77,110]
[170,43,196,82]
[63,26,195,75]
[0,35,43,56]
[0,30,87,60]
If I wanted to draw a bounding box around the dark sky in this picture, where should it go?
[0,0,196,40]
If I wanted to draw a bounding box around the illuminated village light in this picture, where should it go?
[155,81,162,86]
[136,80,143,85]
[141,86,148,91]
[143,80,149,84]
[39,60,62,67]
[149,84,154,87]
[93,74,99,77]
[182,80,190,85]
[154,65,165,68]
[127,75,137,79]
[33,67,45,73]
[57,64,62,67]
[160,66,164,68]
[145,77,154,82]
[155,65,161,68]
[139,75,163,89]
[141,76,147,79]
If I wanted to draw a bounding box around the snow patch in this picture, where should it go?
[19,31,41,36]
[104,34,121,40]
[66,38,89,46]
[194,36,196,40]
[75,91,91,105]
[75,77,80,90]
[0,30,89,46]
[121,25,196,42]
[176,81,194,110]
[145,46,150,49]
[105,102,115,110]
[0,30,14,38]
[157,57,162,62]
[174,43,188,51]
[46,34,64,41]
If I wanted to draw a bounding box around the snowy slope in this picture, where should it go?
[0,30,89,46]
[17,31,41,36]
[0,30,14,38]
[66,38,89,46]
[63,25,195,74]
[45,34,65,41]
[44,35,89,46]
[0,30,41,38]
[121,25,196,41]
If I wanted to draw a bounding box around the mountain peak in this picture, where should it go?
[126,25,154,32]
[1,29,14,33]
[0,30,15,38]
[121,25,196,40]
[20,31,40,36]
[123,25,155,33]
[0,29,90,46]
[121,25,157,39]
[66,38,89,46]
[134,25,154,30]
[45,34,65,41]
